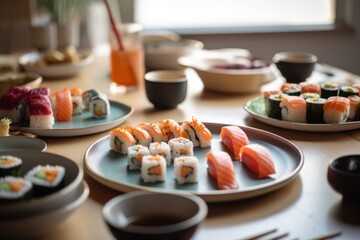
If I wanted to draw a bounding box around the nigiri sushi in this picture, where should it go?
[205,151,239,190]
[158,119,181,142]
[323,96,350,123]
[180,117,212,148]
[279,95,306,123]
[53,89,73,122]
[220,126,249,160]
[239,144,276,178]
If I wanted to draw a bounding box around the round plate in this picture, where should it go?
[10,101,133,137]
[0,136,46,151]
[84,123,303,202]
[18,51,94,78]
[244,96,360,132]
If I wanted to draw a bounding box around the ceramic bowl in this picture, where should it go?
[103,191,208,240]
[144,39,204,70]
[0,180,89,240]
[0,151,83,219]
[327,154,360,202]
[0,72,42,96]
[272,52,317,83]
[145,70,187,109]
[178,51,276,94]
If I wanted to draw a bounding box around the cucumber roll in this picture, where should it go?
[306,97,326,123]
[0,176,32,204]
[320,82,339,99]
[267,93,287,120]
[0,155,22,177]
[339,86,359,98]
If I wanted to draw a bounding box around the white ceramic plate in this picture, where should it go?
[244,96,360,132]
[19,51,94,78]
[84,123,303,202]
[11,101,133,137]
[0,136,46,151]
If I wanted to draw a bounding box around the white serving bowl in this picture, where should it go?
[144,39,204,70]
[178,49,277,94]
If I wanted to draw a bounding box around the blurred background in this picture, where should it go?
[0,0,359,75]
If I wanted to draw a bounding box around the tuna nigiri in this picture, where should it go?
[206,151,239,190]
[219,126,249,160]
[239,144,276,178]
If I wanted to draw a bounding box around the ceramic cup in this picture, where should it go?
[145,70,187,109]
[272,52,317,83]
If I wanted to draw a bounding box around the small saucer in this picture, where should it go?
[0,136,46,152]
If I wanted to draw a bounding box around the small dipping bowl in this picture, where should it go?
[327,154,360,202]
[102,191,208,240]
[145,70,187,109]
[272,52,317,83]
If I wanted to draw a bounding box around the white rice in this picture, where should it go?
[127,145,150,170]
[324,108,349,123]
[168,137,194,160]
[25,165,65,187]
[0,155,22,169]
[0,176,32,199]
[30,115,55,129]
[72,95,83,115]
[174,156,198,184]
[141,155,166,182]
[149,142,171,166]
[281,100,306,123]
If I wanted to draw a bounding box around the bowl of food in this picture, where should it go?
[178,49,276,94]
[0,72,42,96]
[327,154,360,202]
[144,39,204,70]
[103,191,208,240]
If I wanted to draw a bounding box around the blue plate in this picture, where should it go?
[0,136,46,151]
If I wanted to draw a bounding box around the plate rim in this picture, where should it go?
[83,122,304,202]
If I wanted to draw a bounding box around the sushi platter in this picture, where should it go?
[84,122,303,202]
[245,96,360,132]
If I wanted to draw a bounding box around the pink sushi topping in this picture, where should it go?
[29,94,53,116]
[0,86,30,109]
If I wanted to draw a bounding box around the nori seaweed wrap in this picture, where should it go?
[267,93,287,120]
[0,155,22,177]
[280,83,301,96]
[320,82,339,99]
[306,97,326,123]
[339,86,359,98]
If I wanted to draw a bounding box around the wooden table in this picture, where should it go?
[35,55,360,240]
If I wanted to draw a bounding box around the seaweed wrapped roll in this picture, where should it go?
[339,86,359,98]
[306,97,326,123]
[0,155,22,177]
[320,82,339,99]
[0,176,32,203]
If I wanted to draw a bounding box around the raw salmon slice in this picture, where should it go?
[55,89,73,121]
[220,126,249,160]
[206,150,239,190]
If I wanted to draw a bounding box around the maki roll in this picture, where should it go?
[68,87,84,115]
[174,156,199,184]
[323,96,350,123]
[121,126,152,147]
[168,137,194,160]
[149,142,171,166]
[306,97,326,123]
[279,96,307,123]
[180,117,212,148]
[339,86,359,98]
[280,83,301,96]
[0,155,22,177]
[127,145,150,170]
[89,92,110,118]
[137,123,165,142]
[320,82,339,99]
[82,89,98,110]
[110,128,137,154]
[267,93,287,120]
[348,95,360,121]
[141,155,166,183]
[300,92,320,100]
[0,176,32,203]
[24,165,65,197]
[158,119,182,142]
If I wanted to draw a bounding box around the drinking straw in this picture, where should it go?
[103,0,125,51]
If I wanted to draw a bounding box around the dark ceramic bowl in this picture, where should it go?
[145,70,187,109]
[103,191,208,240]
[327,154,360,202]
[273,52,317,83]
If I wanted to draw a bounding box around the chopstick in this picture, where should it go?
[311,230,342,240]
[242,228,278,240]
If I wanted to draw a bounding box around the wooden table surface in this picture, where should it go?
[32,54,360,240]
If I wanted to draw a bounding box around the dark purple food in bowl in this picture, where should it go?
[327,154,360,202]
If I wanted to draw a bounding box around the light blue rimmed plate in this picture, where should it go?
[84,122,303,202]
[244,96,360,132]
[11,101,133,137]
[0,136,46,151]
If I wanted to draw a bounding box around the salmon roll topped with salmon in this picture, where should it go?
[280,95,307,123]
[110,128,137,154]
[299,82,321,94]
[137,122,165,142]
[180,117,212,148]
[158,119,182,142]
[220,126,249,160]
[323,96,350,123]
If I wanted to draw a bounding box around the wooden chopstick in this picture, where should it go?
[311,230,342,240]
[242,228,278,240]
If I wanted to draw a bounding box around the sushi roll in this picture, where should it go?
[299,82,321,94]
[348,95,360,121]
[168,137,194,160]
[280,95,307,123]
[121,126,152,147]
[239,144,276,178]
[137,122,165,142]
[174,156,199,184]
[352,83,360,95]
[320,82,339,99]
[0,155,22,177]
[110,128,137,154]
[127,145,150,170]
[24,165,65,196]
[0,176,32,203]
[306,97,326,123]
[89,92,110,118]
[323,96,350,123]
[206,151,238,190]
[82,89,98,110]
[180,117,212,148]
[267,93,287,119]
[220,126,249,160]
[28,94,55,129]
[300,92,320,100]
[158,119,182,142]
[68,87,84,115]
[149,142,171,166]
[262,90,281,116]
[280,83,301,96]
[0,86,29,123]
[339,86,359,98]
[53,89,73,122]
[141,155,166,183]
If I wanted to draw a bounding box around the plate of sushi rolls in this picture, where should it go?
[84,118,303,202]
[244,81,360,132]
[0,87,134,137]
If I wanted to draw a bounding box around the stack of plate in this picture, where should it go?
[0,151,88,239]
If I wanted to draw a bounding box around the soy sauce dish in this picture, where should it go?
[102,191,208,240]
[327,154,360,202]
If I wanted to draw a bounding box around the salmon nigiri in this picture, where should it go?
[220,126,249,160]
[54,89,73,122]
[239,144,276,178]
[206,150,239,190]
[323,96,350,123]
